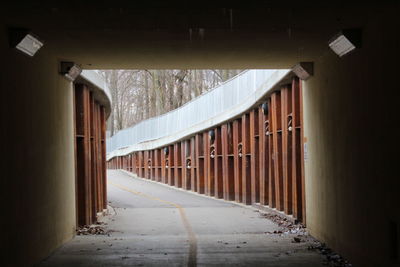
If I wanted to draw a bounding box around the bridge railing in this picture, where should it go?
[106,69,290,154]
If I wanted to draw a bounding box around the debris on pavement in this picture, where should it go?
[308,241,352,267]
[76,223,109,235]
[259,210,352,266]
[259,212,308,235]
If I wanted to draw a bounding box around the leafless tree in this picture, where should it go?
[100,69,244,136]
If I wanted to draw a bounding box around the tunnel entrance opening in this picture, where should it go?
[66,68,310,266]
[105,70,306,224]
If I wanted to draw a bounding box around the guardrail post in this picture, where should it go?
[190,137,197,192]
[250,109,260,204]
[214,127,223,198]
[168,145,175,186]
[74,84,93,225]
[233,119,242,202]
[271,92,284,211]
[242,113,252,205]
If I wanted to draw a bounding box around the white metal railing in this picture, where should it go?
[106,69,291,157]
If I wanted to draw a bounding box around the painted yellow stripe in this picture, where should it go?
[109,181,197,267]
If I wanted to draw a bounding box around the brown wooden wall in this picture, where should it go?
[107,77,305,222]
[74,83,107,226]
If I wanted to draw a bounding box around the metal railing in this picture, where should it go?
[106,69,290,155]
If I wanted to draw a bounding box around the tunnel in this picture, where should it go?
[1,5,399,267]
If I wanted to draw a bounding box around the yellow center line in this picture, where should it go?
[109,181,197,267]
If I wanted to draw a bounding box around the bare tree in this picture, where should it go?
[100,69,244,136]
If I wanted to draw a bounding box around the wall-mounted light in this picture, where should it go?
[209,129,215,144]
[164,147,169,155]
[60,61,82,81]
[261,102,269,115]
[292,62,314,80]
[329,29,362,57]
[9,28,43,57]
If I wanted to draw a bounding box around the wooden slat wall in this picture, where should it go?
[74,83,107,226]
[107,77,305,222]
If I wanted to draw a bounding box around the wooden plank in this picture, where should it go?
[271,91,284,211]
[133,153,137,175]
[291,77,305,222]
[258,105,268,205]
[195,134,205,194]
[250,109,260,203]
[174,143,182,187]
[182,142,186,189]
[242,114,252,205]
[100,107,107,210]
[93,102,101,213]
[158,149,162,182]
[154,149,159,180]
[221,124,229,200]
[187,140,193,190]
[137,152,142,177]
[89,95,98,217]
[144,151,149,179]
[203,132,210,195]
[74,84,92,225]
[161,148,166,183]
[282,86,293,215]
[214,127,223,198]
[168,145,174,186]
[233,119,243,202]
[268,98,276,208]
[152,151,155,179]
[299,78,306,223]
[226,123,235,200]
[190,136,197,192]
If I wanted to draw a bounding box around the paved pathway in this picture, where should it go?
[39,170,325,266]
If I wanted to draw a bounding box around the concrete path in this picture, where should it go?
[39,170,325,267]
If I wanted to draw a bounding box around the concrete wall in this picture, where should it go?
[0,26,76,266]
[303,9,399,267]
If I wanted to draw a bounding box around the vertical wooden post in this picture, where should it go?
[137,152,141,177]
[250,109,260,203]
[282,86,293,215]
[233,119,243,203]
[222,124,229,200]
[100,107,107,210]
[242,114,252,205]
[214,127,223,198]
[174,142,182,188]
[144,151,149,179]
[181,142,186,189]
[203,132,210,195]
[74,84,92,226]
[259,104,269,206]
[161,148,166,183]
[227,123,235,200]
[183,140,191,190]
[190,137,197,192]
[271,92,284,211]
[158,149,162,182]
[291,77,305,222]
[168,145,175,186]
[154,149,159,180]
[196,134,205,194]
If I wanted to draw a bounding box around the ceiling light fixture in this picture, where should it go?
[292,62,314,80]
[60,62,82,81]
[329,29,362,57]
[9,28,43,57]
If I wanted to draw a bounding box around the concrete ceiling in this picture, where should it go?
[1,6,387,69]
